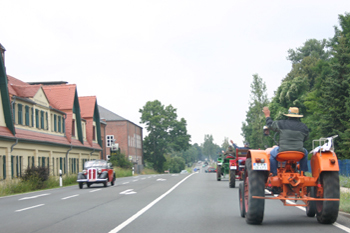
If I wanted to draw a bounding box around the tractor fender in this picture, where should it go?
[311,151,339,179]
[246,150,270,171]
[229,159,238,170]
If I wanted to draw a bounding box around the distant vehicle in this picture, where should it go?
[193,168,200,172]
[180,170,189,174]
[77,160,115,189]
[205,167,216,173]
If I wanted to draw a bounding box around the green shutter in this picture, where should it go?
[12,103,16,124]
[36,109,39,128]
[18,104,22,125]
[54,115,57,132]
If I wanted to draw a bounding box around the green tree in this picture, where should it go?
[110,151,133,169]
[315,13,350,158]
[139,100,191,172]
[241,74,269,149]
[221,137,230,151]
[287,39,330,64]
[168,156,186,173]
[202,134,218,160]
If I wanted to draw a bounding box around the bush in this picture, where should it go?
[21,166,49,189]
[168,157,186,173]
[110,151,133,169]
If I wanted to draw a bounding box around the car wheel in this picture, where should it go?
[79,182,83,189]
[111,175,115,186]
[87,182,91,188]
[104,179,108,187]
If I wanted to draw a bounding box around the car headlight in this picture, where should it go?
[98,168,102,174]
[83,170,87,175]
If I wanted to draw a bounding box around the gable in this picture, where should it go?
[32,88,50,107]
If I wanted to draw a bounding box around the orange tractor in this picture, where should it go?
[239,135,340,224]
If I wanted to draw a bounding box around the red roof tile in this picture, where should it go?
[79,96,96,118]
[0,126,15,138]
[42,84,76,110]
[11,85,41,98]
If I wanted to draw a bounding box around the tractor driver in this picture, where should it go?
[224,145,235,159]
[262,106,309,176]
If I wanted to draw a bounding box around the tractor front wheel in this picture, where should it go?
[229,170,236,188]
[316,171,339,224]
[244,158,266,225]
[239,182,245,217]
[217,166,221,181]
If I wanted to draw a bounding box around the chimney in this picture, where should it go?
[0,43,5,66]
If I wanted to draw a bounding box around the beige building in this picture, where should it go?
[0,44,102,180]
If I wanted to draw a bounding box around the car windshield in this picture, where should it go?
[84,160,107,169]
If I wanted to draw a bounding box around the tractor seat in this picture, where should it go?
[276,151,304,162]
[226,155,235,159]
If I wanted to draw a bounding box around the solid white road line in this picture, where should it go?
[286,200,350,233]
[109,173,194,233]
[61,194,79,200]
[122,182,129,185]
[19,193,50,201]
[15,204,44,212]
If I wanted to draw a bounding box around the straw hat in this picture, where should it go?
[283,107,303,118]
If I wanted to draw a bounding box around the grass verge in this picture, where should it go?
[0,174,77,197]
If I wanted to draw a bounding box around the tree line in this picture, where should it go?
[241,12,350,159]
[139,100,229,173]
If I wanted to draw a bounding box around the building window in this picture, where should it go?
[18,104,23,125]
[46,112,48,130]
[40,111,44,129]
[54,115,57,132]
[25,105,30,126]
[62,117,65,133]
[93,126,96,141]
[106,135,114,147]
[35,109,39,128]
[72,119,75,136]
[31,107,34,127]
[58,116,61,132]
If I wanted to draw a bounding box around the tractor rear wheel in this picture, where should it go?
[229,170,236,188]
[239,182,245,217]
[306,186,316,217]
[316,171,339,224]
[217,166,221,181]
[244,158,266,225]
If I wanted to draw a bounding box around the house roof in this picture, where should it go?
[98,105,127,121]
[11,84,42,98]
[42,84,76,110]
[7,75,30,96]
[79,96,96,118]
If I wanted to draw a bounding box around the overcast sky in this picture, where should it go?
[1,1,349,146]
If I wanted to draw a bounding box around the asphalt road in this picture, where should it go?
[1,168,350,233]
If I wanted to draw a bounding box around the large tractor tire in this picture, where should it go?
[306,186,316,217]
[239,182,245,217]
[217,165,221,181]
[229,169,236,188]
[244,158,266,225]
[316,171,340,224]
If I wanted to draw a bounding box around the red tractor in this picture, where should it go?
[239,135,340,224]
